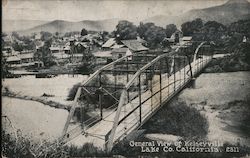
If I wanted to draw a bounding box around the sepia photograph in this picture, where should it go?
[1,0,250,157]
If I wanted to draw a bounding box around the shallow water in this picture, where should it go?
[2,97,69,140]
[180,71,250,105]
[3,74,88,104]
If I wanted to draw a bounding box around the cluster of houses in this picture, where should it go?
[2,29,193,68]
[2,32,104,67]
[94,37,149,64]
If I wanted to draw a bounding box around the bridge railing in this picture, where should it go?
[105,41,214,151]
[62,41,214,146]
[62,53,161,138]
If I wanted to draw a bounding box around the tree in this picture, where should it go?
[202,21,227,43]
[181,18,203,36]
[12,42,23,51]
[165,24,177,37]
[1,57,10,78]
[76,48,95,75]
[34,39,56,67]
[81,28,88,36]
[12,31,21,40]
[137,22,166,48]
[114,20,137,40]
[40,31,52,41]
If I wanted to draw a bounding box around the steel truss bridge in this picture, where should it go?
[60,41,213,151]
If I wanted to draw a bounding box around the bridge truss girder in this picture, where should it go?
[61,41,213,150]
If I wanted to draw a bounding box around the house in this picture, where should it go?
[93,51,113,64]
[111,48,133,60]
[35,33,42,40]
[182,36,192,42]
[50,46,61,53]
[165,37,175,43]
[75,42,88,49]
[2,35,12,46]
[110,44,125,49]
[6,56,21,65]
[136,36,147,45]
[35,41,44,52]
[120,40,149,53]
[19,53,34,63]
[102,38,116,50]
[171,30,183,43]
[63,45,71,54]
[180,36,192,45]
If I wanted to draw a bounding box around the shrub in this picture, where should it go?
[142,98,208,139]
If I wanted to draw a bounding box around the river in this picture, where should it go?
[2,72,250,145]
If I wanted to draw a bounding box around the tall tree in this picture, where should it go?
[165,24,177,38]
[137,22,166,48]
[34,39,56,67]
[81,28,88,36]
[114,20,137,40]
[181,18,203,36]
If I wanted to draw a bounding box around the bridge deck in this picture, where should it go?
[66,56,212,149]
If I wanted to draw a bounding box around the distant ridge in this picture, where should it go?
[144,0,250,27]
[4,0,250,35]
[18,19,120,35]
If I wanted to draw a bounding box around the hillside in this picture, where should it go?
[6,0,250,35]
[2,20,48,33]
[144,0,250,27]
[19,19,120,35]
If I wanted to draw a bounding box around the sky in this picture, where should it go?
[2,0,236,22]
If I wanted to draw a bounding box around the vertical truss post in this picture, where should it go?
[199,48,201,71]
[179,57,181,88]
[114,73,117,98]
[203,46,204,67]
[174,56,176,92]
[167,57,170,97]
[188,53,193,79]
[184,57,186,82]
[138,74,142,124]
[126,57,130,101]
[159,59,162,106]
[150,66,153,108]
[80,101,83,129]
[99,72,103,119]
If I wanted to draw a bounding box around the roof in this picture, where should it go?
[136,36,147,44]
[75,42,88,48]
[182,36,192,41]
[111,44,125,49]
[35,41,44,48]
[6,56,21,62]
[112,48,129,54]
[165,38,175,43]
[121,40,149,52]
[63,45,71,50]
[93,51,112,58]
[19,53,34,59]
[35,34,42,40]
[102,38,116,48]
[174,29,183,33]
[3,36,12,42]
[50,47,60,51]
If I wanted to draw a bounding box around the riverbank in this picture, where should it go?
[204,55,250,73]
[2,87,71,110]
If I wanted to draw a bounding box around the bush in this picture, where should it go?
[142,98,208,139]
[67,82,81,101]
